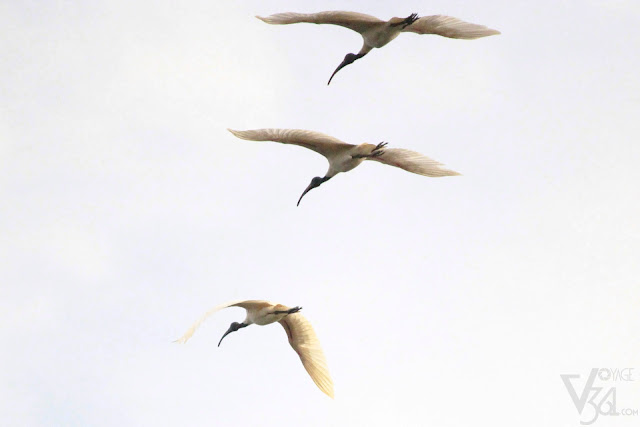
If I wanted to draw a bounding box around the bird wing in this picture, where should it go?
[174,300,273,344]
[368,148,461,177]
[256,11,383,34]
[228,128,354,159]
[402,15,500,39]
[279,314,334,398]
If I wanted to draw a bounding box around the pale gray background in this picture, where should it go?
[1,0,639,426]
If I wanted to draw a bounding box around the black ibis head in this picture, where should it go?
[328,53,361,85]
[218,322,247,347]
[297,176,330,206]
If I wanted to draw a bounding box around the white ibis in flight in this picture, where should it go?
[175,300,333,398]
[228,128,460,206]
[256,11,500,84]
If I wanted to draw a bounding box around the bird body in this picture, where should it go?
[360,21,401,50]
[325,146,366,177]
[234,300,286,325]
[228,128,460,205]
[176,300,334,398]
[257,11,500,83]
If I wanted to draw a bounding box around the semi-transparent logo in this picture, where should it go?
[561,368,638,425]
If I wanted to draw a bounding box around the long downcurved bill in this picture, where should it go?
[218,327,235,347]
[327,59,350,85]
[297,183,316,206]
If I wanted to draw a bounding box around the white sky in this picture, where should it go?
[1,0,639,426]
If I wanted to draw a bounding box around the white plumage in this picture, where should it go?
[176,300,334,398]
[403,15,502,39]
[228,128,460,205]
[257,11,500,84]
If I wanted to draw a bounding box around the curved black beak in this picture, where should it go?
[327,59,350,85]
[218,326,235,347]
[297,177,330,206]
[297,182,316,206]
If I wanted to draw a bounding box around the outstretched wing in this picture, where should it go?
[228,128,354,159]
[257,11,383,34]
[174,300,272,344]
[403,15,500,39]
[369,148,461,177]
[279,314,334,398]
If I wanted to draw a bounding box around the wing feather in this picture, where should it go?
[257,11,383,33]
[279,314,334,398]
[403,15,500,39]
[174,300,272,344]
[369,148,461,177]
[228,128,353,158]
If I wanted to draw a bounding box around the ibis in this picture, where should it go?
[175,300,333,398]
[228,128,460,206]
[256,11,500,84]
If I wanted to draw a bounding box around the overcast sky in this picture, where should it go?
[1,0,639,426]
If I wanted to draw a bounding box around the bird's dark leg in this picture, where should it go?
[274,306,302,315]
[374,141,388,151]
[404,13,420,28]
[391,13,419,29]
[352,142,388,159]
[351,142,388,159]
[370,141,388,158]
